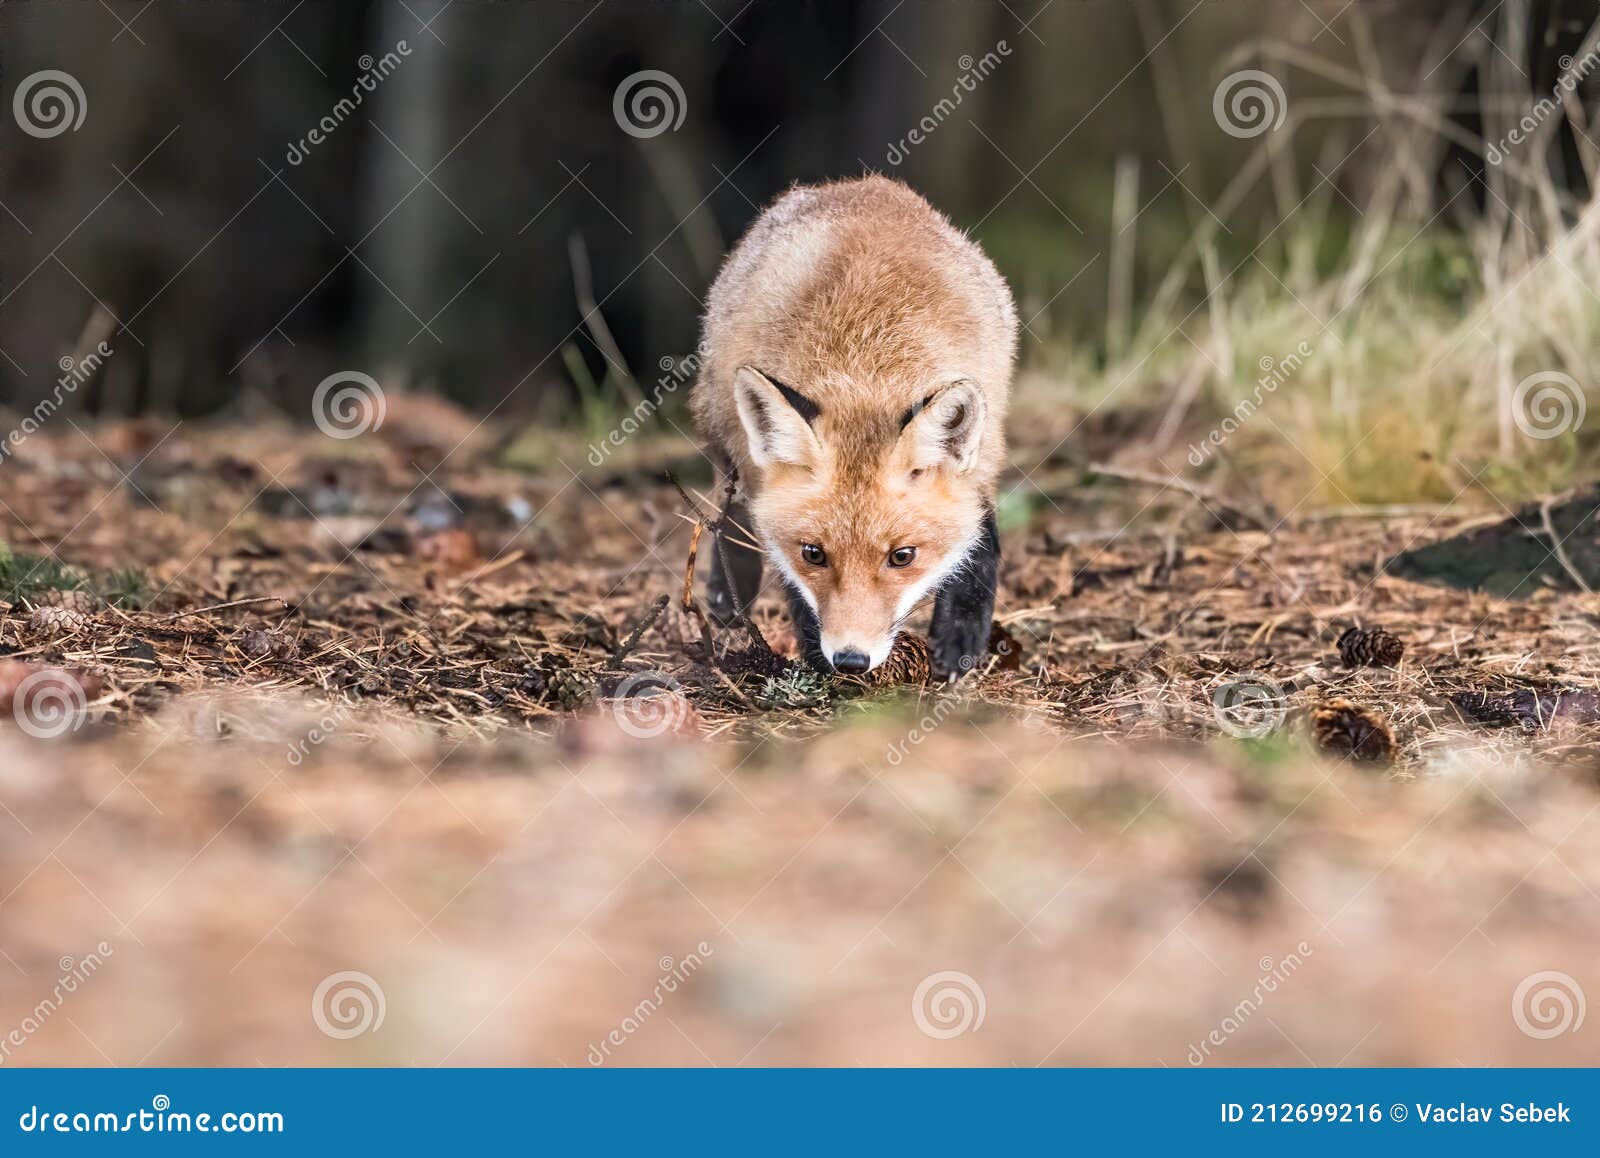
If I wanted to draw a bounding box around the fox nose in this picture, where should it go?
[831,648,871,674]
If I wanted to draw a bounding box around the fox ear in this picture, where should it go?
[734,367,821,470]
[899,379,986,474]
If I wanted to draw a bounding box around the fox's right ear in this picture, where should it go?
[733,367,821,470]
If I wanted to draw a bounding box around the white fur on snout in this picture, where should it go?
[820,631,897,672]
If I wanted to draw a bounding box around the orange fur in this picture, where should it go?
[692,175,1017,666]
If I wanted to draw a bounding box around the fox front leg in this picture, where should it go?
[706,496,764,626]
[784,584,827,671]
[928,509,999,680]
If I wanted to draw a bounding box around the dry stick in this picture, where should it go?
[66,305,116,370]
[706,471,779,661]
[679,514,717,661]
[666,471,780,667]
[159,596,288,623]
[1106,154,1138,362]
[705,476,747,622]
[1148,358,1206,459]
[457,550,526,589]
[609,593,671,668]
[1086,462,1272,532]
[568,233,644,408]
[1538,498,1594,595]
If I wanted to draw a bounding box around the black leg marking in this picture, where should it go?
[706,497,764,626]
[785,584,827,671]
[929,510,1000,679]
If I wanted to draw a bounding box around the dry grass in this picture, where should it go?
[1011,6,1600,508]
[0,419,1597,1065]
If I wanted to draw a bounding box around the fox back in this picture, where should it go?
[692,175,1017,670]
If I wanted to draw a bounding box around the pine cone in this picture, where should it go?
[656,601,702,647]
[1337,625,1405,668]
[872,633,933,686]
[549,666,597,710]
[1310,698,1396,765]
[39,588,99,614]
[28,604,90,635]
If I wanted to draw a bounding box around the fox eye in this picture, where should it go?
[887,546,917,568]
[801,543,827,567]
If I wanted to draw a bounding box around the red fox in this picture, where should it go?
[691,175,1017,677]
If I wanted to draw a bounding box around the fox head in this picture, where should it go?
[734,366,990,673]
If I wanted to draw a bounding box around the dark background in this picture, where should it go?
[0,0,1588,425]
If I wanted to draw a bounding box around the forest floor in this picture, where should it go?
[0,406,1597,1065]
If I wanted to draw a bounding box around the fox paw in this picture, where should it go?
[929,623,988,681]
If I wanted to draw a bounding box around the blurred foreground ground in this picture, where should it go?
[0,416,1597,1065]
[3,705,1598,1066]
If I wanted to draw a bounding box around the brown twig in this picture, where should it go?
[1539,497,1593,594]
[1086,462,1273,532]
[159,596,288,623]
[708,473,781,664]
[610,594,670,668]
[665,469,781,669]
[666,471,711,522]
[679,513,717,661]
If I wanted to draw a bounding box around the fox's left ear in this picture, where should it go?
[898,379,986,475]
